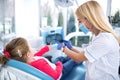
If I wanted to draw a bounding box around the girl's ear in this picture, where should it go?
[26,52,30,57]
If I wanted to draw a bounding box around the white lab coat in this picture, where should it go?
[84,32,120,80]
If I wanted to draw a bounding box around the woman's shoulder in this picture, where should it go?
[95,32,113,41]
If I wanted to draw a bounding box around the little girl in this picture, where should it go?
[0,37,62,80]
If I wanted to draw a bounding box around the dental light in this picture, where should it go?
[54,0,74,7]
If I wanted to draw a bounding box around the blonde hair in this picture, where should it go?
[76,0,120,45]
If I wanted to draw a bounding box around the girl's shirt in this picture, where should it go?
[29,46,63,80]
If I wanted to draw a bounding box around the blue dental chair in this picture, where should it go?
[0,59,54,80]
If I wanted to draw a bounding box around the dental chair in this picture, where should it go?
[0,59,54,80]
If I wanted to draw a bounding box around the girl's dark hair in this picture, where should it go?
[0,37,29,65]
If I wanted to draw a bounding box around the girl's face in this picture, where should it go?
[26,43,35,63]
[29,46,35,57]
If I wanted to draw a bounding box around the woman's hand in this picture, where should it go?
[63,40,73,49]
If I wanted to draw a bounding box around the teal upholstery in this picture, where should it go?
[6,59,54,80]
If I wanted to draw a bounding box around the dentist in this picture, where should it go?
[60,1,120,80]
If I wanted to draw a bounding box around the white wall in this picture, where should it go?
[15,0,40,37]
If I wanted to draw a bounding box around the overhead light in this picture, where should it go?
[55,0,74,7]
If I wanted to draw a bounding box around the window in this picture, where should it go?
[0,0,15,48]
[0,0,15,35]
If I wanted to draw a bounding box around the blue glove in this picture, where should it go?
[57,42,64,50]
[63,40,72,49]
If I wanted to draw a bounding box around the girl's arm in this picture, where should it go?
[34,45,50,56]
